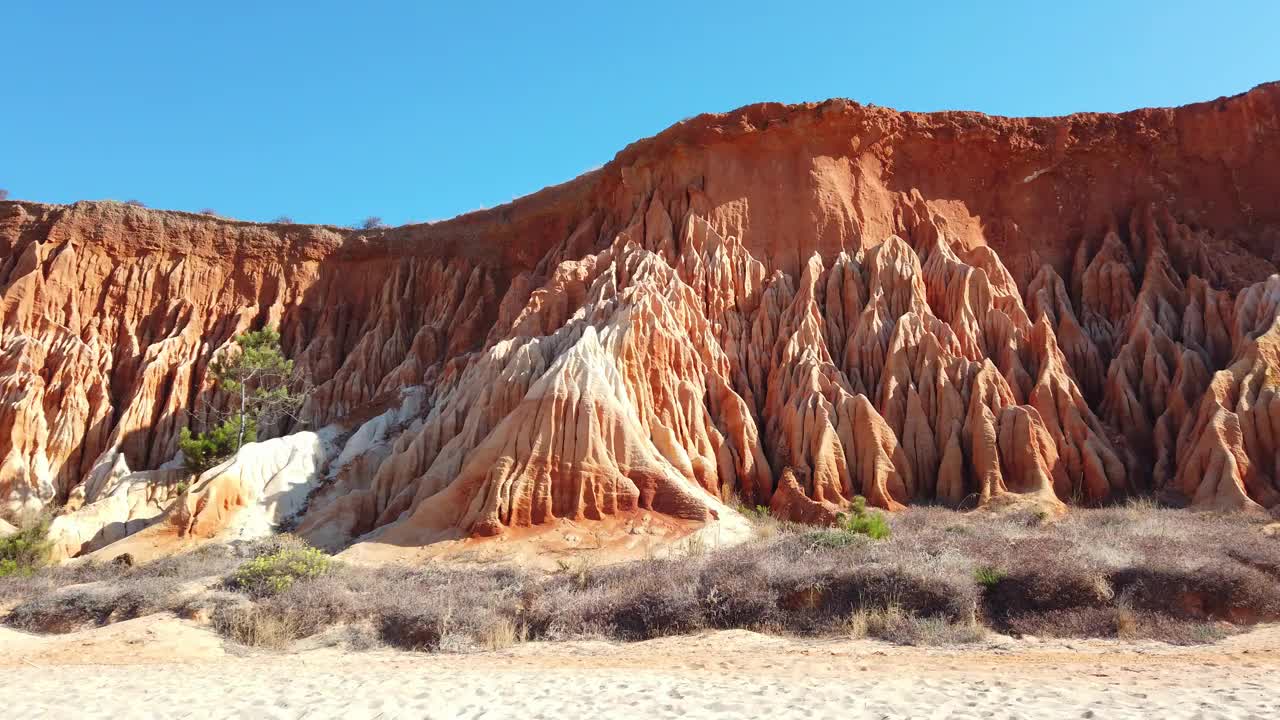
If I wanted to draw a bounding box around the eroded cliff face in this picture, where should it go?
[4,82,1280,560]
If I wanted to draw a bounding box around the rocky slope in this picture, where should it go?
[3,82,1280,560]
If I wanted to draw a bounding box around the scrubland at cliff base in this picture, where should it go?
[5,506,1279,653]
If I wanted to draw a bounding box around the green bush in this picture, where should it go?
[0,517,53,578]
[974,566,1008,589]
[229,544,331,598]
[836,496,891,540]
[798,496,891,548]
[179,415,256,474]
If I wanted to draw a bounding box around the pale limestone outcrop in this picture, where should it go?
[46,467,184,562]
[79,430,339,562]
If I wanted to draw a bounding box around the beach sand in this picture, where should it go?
[3,615,1277,719]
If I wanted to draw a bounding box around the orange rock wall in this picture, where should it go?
[3,82,1280,542]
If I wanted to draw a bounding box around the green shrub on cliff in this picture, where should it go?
[0,517,53,578]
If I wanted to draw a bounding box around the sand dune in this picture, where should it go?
[3,616,1278,719]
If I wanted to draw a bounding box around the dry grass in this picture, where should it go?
[1115,605,1139,639]
[842,605,985,645]
[480,617,523,650]
[3,507,1277,651]
[214,605,301,649]
[2,543,246,633]
[6,577,178,633]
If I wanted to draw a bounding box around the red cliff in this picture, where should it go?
[3,82,1280,559]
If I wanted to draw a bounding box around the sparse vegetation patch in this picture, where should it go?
[3,508,1277,651]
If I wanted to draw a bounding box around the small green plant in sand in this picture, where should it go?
[230,543,331,598]
[804,496,891,547]
[973,566,1008,589]
[837,496,891,540]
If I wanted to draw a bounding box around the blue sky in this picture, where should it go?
[3,1,1277,227]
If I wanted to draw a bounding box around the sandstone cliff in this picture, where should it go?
[3,82,1280,560]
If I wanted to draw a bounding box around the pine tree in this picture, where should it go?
[179,327,302,474]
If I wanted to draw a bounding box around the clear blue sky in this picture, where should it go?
[3,1,1277,227]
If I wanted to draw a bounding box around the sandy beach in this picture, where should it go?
[4,615,1277,719]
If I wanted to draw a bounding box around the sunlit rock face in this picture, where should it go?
[4,82,1280,559]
